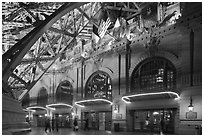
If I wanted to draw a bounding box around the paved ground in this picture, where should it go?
[20,127,162,135]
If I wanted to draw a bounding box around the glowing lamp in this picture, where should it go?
[188,105,194,111]
[153,111,159,115]
[71,112,75,116]
[114,106,118,114]
[188,97,194,111]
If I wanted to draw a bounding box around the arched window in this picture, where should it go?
[131,57,176,93]
[56,80,73,104]
[85,71,112,100]
[37,87,48,106]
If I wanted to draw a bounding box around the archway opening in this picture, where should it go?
[56,80,73,104]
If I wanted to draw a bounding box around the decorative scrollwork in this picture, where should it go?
[145,35,161,56]
[92,56,103,70]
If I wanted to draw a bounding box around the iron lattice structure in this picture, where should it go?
[2,2,179,101]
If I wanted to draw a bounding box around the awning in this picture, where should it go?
[75,98,113,107]
[26,106,47,111]
[46,103,73,110]
[122,91,180,104]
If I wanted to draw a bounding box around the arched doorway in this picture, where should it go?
[129,57,177,134]
[55,81,73,128]
[83,71,112,131]
[37,87,48,106]
[56,80,73,104]
[36,87,48,127]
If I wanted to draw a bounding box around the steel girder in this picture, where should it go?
[2,2,87,100]
[2,2,159,101]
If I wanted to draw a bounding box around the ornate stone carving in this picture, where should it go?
[145,35,161,56]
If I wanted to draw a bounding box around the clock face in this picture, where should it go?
[86,71,112,100]
[56,81,73,103]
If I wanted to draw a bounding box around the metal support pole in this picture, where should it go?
[53,71,55,103]
[81,39,85,98]
[125,40,131,93]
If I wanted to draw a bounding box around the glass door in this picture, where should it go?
[134,109,175,134]
[99,112,105,130]
[83,111,112,131]
[89,112,99,130]
[105,112,112,131]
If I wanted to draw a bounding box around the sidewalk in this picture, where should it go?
[20,127,159,135]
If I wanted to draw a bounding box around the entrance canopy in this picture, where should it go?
[75,98,113,108]
[122,91,180,104]
[46,103,73,110]
[26,106,47,112]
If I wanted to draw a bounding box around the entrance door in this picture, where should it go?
[134,109,175,134]
[99,112,112,131]
[99,112,105,130]
[87,112,99,130]
[83,111,112,130]
[105,112,112,131]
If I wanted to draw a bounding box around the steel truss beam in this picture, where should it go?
[106,5,139,12]
[3,3,86,81]
[3,2,87,100]
[21,57,55,64]
[77,7,116,40]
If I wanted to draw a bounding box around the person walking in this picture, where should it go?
[45,117,51,133]
[55,115,59,132]
[160,118,165,134]
[51,117,55,131]
[73,118,78,131]
[84,118,89,131]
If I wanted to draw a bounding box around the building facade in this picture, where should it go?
[3,2,202,135]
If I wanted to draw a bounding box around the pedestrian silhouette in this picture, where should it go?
[55,115,59,132]
[73,118,78,131]
[45,117,51,133]
[84,118,89,131]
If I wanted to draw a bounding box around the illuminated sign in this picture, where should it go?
[122,91,180,103]
[75,98,113,108]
